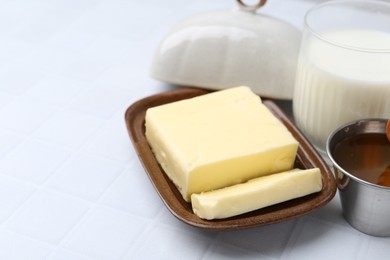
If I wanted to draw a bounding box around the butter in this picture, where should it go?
[191,168,323,220]
[145,86,298,202]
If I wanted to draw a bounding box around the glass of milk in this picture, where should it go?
[293,0,390,153]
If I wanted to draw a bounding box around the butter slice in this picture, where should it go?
[145,86,298,202]
[191,168,323,220]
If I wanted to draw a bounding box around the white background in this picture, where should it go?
[0,0,388,259]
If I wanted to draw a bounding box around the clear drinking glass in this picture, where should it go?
[293,0,390,153]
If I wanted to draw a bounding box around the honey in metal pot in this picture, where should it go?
[333,133,390,187]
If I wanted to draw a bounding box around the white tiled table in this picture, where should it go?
[0,0,388,259]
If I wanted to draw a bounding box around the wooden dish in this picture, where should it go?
[125,87,337,230]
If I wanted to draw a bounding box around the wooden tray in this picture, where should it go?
[125,87,337,230]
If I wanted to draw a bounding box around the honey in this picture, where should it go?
[333,133,390,187]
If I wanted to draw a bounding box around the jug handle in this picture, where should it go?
[236,0,267,12]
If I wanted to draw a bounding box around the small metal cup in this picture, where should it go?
[327,118,390,237]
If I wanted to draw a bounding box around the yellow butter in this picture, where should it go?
[145,86,298,202]
[191,168,323,220]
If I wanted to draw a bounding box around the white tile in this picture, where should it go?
[64,206,149,260]
[61,57,112,81]
[283,217,365,260]
[47,249,93,260]
[0,139,71,184]
[66,1,123,35]
[0,65,45,95]
[81,36,130,63]
[43,30,97,54]
[0,130,24,159]
[90,66,147,96]
[0,96,59,134]
[34,109,104,149]
[0,39,36,69]
[9,3,84,45]
[0,230,52,260]
[25,75,90,106]
[90,66,135,88]
[22,47,77,74]
[131,225,216,260]
[0,175,35,223]
[203,243,273,260]
[82,116,134,162]
[69,84,132,118]
[48,153,124,201]
[0,0,49,28]
[101,1,176,41]
[111,39,153,73]
[10,17,59,45]
[43,2,111,53]
[155,206,185,228]
[363,236,390,260]
[8,189,89,244]
[0,91,16,109]
[0,2,28,34]
[307,193,346,226]
[218,219,297,259]
[54,0,103,12]
[100,169,162,218]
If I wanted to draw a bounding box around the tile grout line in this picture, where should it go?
[0,79,133,253]
[198,238,222,260]
[0,68,134,188]
[0,141,76,229]
[43,165,137,258]
[0,14,127,253]
[0,83,136,252]
[279,217,306,260]
[0,108,88,228]
[0,163,143,244]
[120,207,168,260]
[0,166,128,259]
[0,78,97,157]
[4,229,57,252]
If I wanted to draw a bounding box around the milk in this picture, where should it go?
[293,29,390,150]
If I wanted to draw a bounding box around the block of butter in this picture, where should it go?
[145,86,298,202]
[191,168,323,220]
